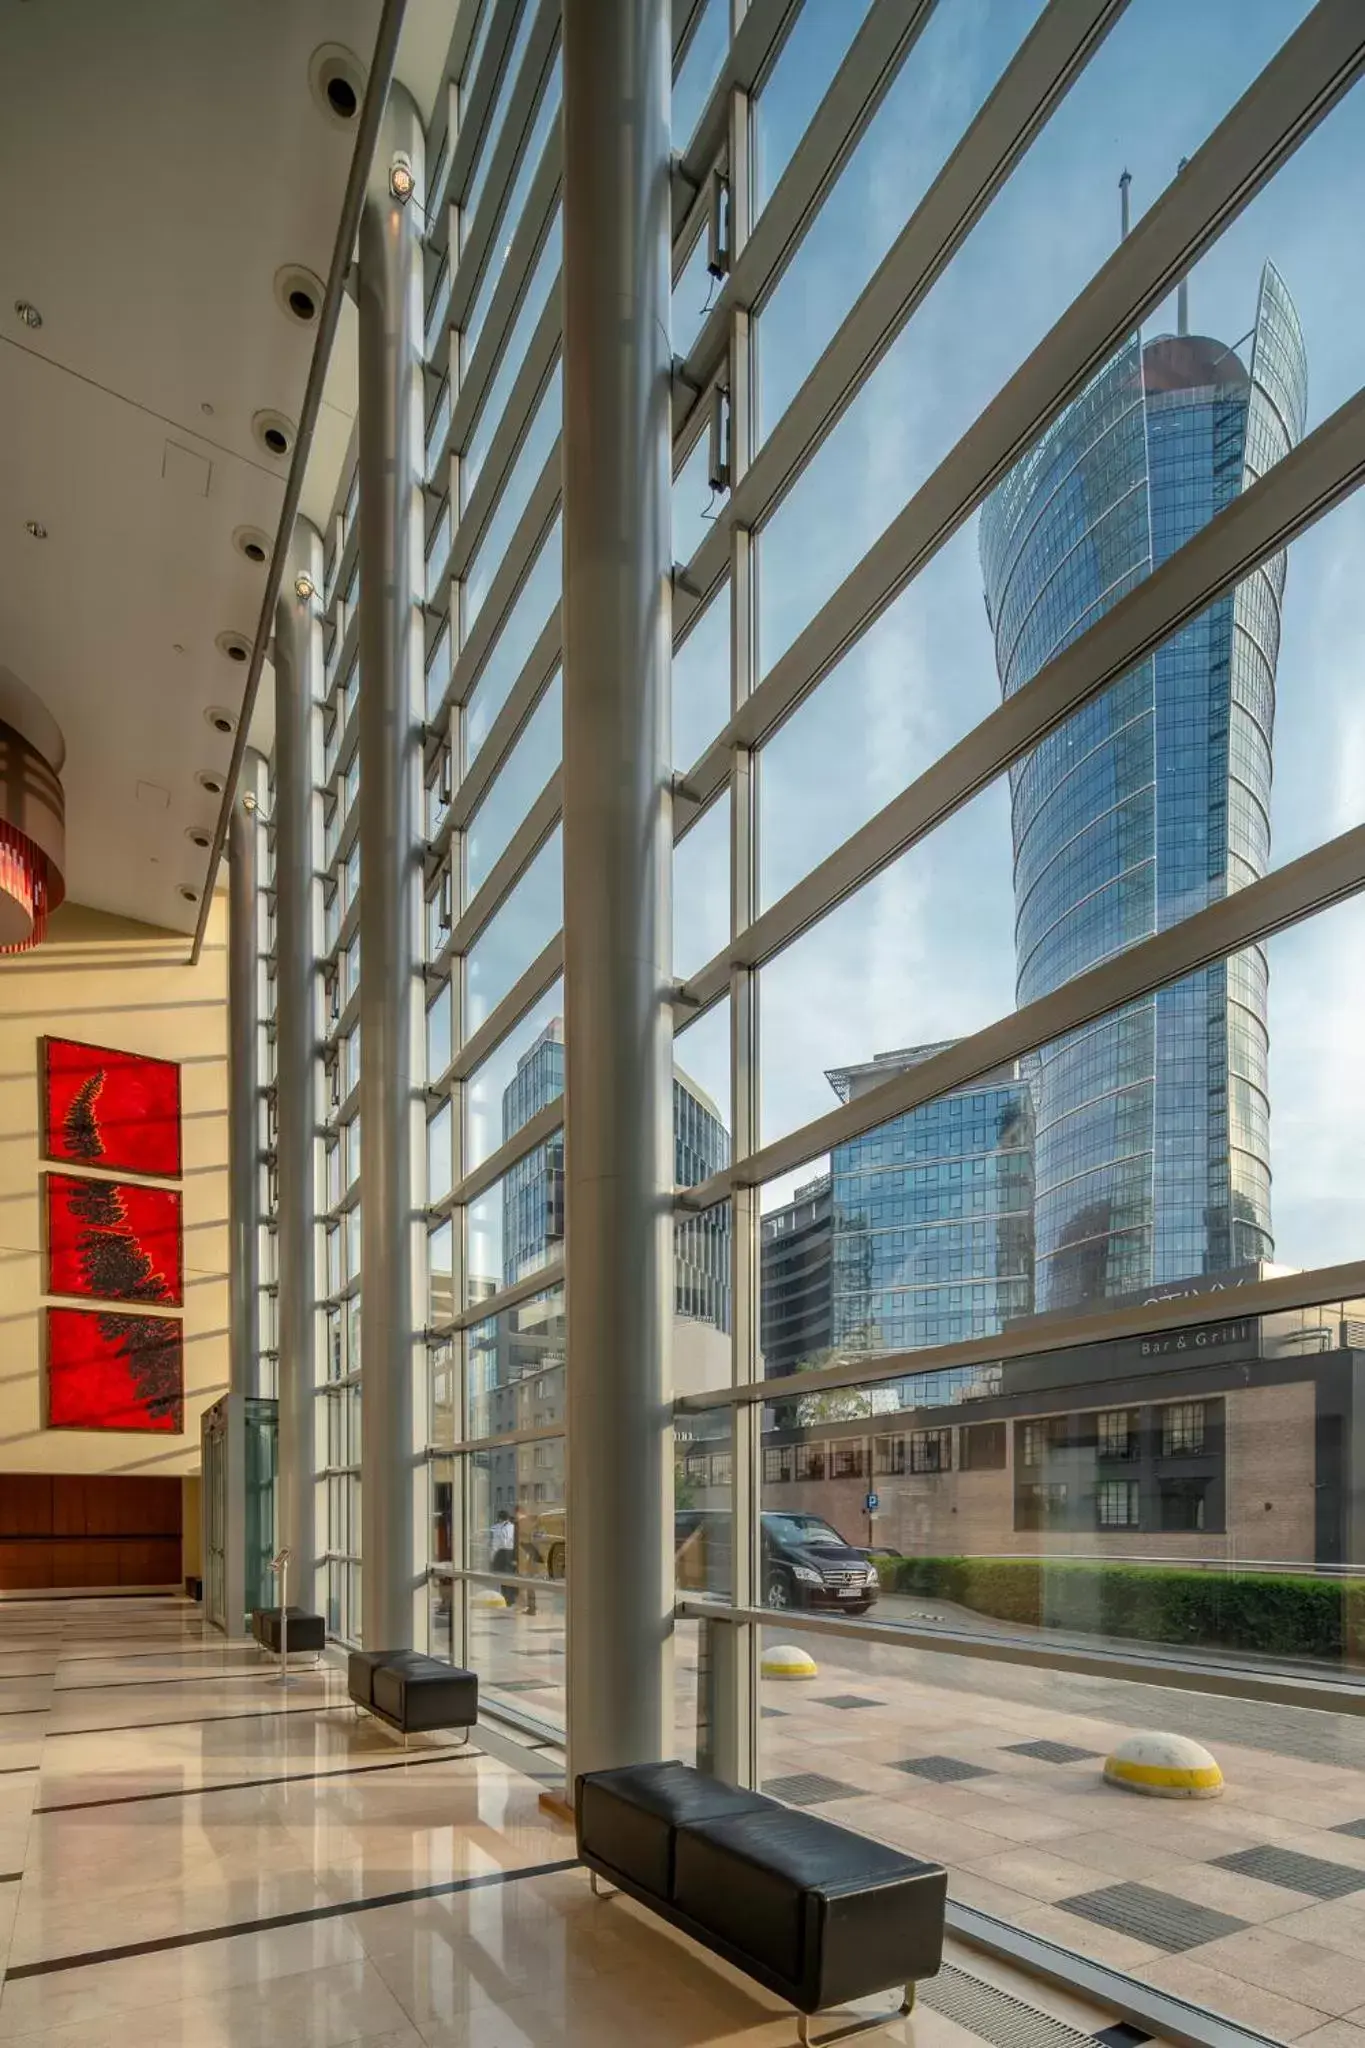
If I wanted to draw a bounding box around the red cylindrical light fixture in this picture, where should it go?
[0,668,66,952]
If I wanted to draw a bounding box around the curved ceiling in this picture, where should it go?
[0,0,383,931]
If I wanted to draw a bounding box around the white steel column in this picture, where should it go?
[357,85,427,1653]
[274,524,324,1608]
[562,0,675,1778]
[227,747,266,1401]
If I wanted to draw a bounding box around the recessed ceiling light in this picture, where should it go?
[274,265,325,328]
[14,300,42,330]
[252,409,295,461]
[185,826,213,849]
[233,525,271,565]
[205,705,237,736]
[172,642,186,654]
[310,44,365,128]
[215,630,251,665]
[200,401,214,416]
[178,884,200,904]
[196,770,225,796]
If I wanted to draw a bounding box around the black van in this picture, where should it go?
[675,1508,879,1616]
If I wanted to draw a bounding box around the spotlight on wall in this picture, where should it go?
[294,573,317,603]
[14,300,42,330]
[390,154,415,203]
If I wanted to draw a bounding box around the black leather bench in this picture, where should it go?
[347,1648,478,1739]
[576,1761,945,2045]
[251,1606,325,1656]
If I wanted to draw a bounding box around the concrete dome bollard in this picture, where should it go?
[761,1643,819,1680]
[1104,1731,1223,1798]
[470,1590,508,1609]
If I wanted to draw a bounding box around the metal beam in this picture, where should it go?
[677,385,1365,1011]
[679,821,1365,1208]
[679,0,1365,812]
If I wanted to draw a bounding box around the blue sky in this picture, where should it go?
[666,0,1365,1275]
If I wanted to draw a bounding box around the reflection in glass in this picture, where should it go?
[673,582,730,771]
[465,828,562,1032]
[467,980,565,1171]
[466,672,562,901]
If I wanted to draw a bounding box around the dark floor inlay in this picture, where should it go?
[760,1707,787,1719]
[44,1703,328,1739]
[1093,2024,1152,2048]
[488,1679,555,1694]
[1211,1845,1365,1899]
[1004,1740,1102,1766]
[1330,1818,1365,1840]
[0,1871,22,1884]
[3,1856,582,1982]
[815,1694,884,1711]
[893,1755,993,1783]
[763,1772,860,1806]
[34,1746,480,1814]
[1058,1881,1247,1953]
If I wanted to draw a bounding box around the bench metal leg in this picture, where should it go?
[589,1871,617,1899]
[796,1988,913,2047]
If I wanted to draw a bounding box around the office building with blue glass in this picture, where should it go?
[825,1046,1036,1357]
[979,264,1306,1314]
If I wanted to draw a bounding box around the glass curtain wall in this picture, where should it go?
[662,0,1365,2036]
[315,457,363,1643]
[269,0,1365,2029]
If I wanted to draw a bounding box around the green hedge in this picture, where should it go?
[870,1553,1365,1664]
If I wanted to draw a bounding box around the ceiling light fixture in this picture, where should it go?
[0,668,66,951]
[14,300,42,329]
[24,520,46,539]
[390,154,415,203]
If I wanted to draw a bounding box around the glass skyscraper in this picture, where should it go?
[826,1046,1036,1355]
[979,264,1306,1314]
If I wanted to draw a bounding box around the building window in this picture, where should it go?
[909,1429,952,1474]
[875,1435,906,1476]
[1160,1478,1209,1532]
[1162,1402,1206,1456]
[1097,1480,1141,1528]
[1018,1482,1068,1531]
[764,1446,793,1485]
[794,1442,827,1482]
[831,1439,866,1479]
[709,1452,732,1487]
[961,1421,1006,1472]
[1098,1409,1138,1460]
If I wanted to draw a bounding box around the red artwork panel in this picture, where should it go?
[42,1037,182,1179]
[46,1307,184,1433]
[45,1172,184,1307]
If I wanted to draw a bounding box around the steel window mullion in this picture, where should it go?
[434,769,560,966]
[441,932,563,1085]
[449,0,561,336]
[433,1095,563,1217]
[443,1421,563,1456]
[447,307,561,583]
[678,821,1365,1211]
[448,1257,566,1331]
[452,612,560,828]
[678,0,939,418]
[672,0,803,216]
[673,1598,1365,1720]
[441,135,562,469]
[680,0,1365,812]
[676,388,1365,1010]
[678,1254,1365,1414]
[438,448,561,724]
[434,0,522,236]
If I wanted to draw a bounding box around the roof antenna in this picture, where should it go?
[1119,168,1131,242]
[1175,157,1190,336]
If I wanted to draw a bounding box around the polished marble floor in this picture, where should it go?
[0,1597,1156,2048]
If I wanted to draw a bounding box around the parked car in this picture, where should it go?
[675,1508,880,1616]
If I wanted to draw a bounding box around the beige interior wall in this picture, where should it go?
[0,899,229,1479]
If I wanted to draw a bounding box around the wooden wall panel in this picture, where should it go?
[0,1474,183,1589]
